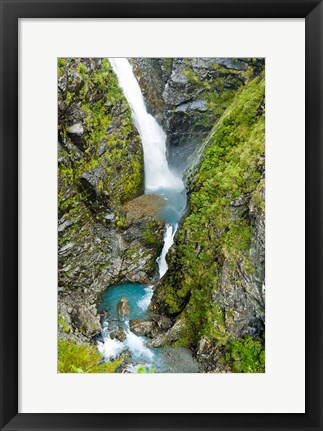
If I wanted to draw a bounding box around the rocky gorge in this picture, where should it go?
[58,57,265,373]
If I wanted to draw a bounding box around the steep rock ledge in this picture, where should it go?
[58,58,163,344]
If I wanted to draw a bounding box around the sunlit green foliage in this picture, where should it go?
[58,314,71,334]
[224,336,265,373]
[136,366,156,373]
[58,339,122,373]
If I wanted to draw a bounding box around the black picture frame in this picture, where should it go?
[1,1,322,430]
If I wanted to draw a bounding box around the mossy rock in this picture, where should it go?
[123,194,166,226]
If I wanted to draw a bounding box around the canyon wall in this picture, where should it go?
[58,58,164,344]
[146,65,266,372]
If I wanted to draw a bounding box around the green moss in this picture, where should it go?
[142,229,157,246]
[224,336,265,373]
[58,58,144,225]
[58,314,71,334]
[58,58,67,78]
[58,339,122,373]
[142,220,160,248]
[163,58,173,74]
[157,73,265,353]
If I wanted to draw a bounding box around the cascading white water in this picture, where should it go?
[137,285,153,310]
[109,58,183,192]
[157,223,178,278]
[98,59,186,372]
[98,319,154,363]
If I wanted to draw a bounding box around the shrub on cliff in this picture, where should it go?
[58,339,122,373]
[224,336,265,373]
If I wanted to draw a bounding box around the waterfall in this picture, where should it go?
[98,319,154,363]
[157,223,178,278]
[109,58,183,192]
[98,59,186,372]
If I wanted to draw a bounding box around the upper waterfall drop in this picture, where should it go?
[109,58,183,192]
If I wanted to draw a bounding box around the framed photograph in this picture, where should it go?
[1,0,322,430]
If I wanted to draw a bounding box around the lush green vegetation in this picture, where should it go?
[142,220,160,248]
[58,58,144,228]
[136,366,156,373]
[58,313,71,334]
[58,339,122,373]
[155,72,265,369]
[224,336,265,373]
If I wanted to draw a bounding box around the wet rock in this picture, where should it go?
[147,318,184,347]
[130,320,158,337]
[146,333,166,348]
[129,58,172,123]
[70,306,101,338]
[151,314,173,330]
[114,194,166,283]
[123,194,166,225]
[175,99,208,113]
[110,327,126,342]
[117,297,130,319]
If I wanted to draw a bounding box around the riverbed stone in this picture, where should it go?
[129,320,158,337]
[147,318,185,347]
[151,314,173,330]
[110,327,127,342]
[159,347,200,373]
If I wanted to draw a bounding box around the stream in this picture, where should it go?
[97,58,198,373]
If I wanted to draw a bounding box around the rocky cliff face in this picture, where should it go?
[131,58,264,172]
[58,58,164,344]
[149,71,265,372]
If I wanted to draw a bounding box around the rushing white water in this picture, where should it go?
[97,330,124,361]
[137,285,154,311]
[98,320,153,362]
[157,224,178,278]
[109,58,183,191]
